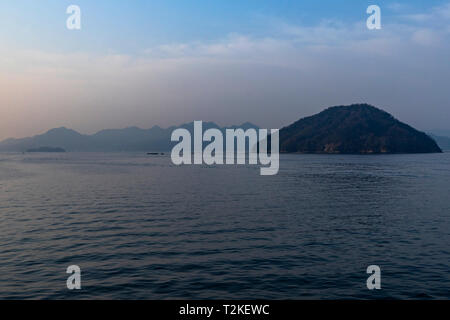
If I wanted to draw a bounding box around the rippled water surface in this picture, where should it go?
[0,152,449,299]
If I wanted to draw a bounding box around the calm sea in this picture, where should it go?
[0,152,449,299]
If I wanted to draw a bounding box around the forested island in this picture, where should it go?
[279,104,442,154]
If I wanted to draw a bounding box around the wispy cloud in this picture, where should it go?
[1,2,449,139]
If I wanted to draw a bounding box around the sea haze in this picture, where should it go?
[0,152,449,299]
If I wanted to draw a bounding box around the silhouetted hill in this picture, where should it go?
[280,104,442,154]
[0,127,89,152]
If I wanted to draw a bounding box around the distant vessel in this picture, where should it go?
[147,152,164,155]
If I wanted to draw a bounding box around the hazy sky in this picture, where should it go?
[0,0,449,140]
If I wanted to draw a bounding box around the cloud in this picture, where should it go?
[0,2,449,140]
[400,2,450,22]
[411,29,441,46]
[387,2,409,12]
[137,2,450,62]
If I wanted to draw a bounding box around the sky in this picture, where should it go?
[0,0,449,140]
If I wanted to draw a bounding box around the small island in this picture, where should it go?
[26,146,66,153]
[279,104,442,154]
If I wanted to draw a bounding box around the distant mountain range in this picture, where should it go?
[26,146,66,153]
[0,104,445,154]
[0,122,259,152]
